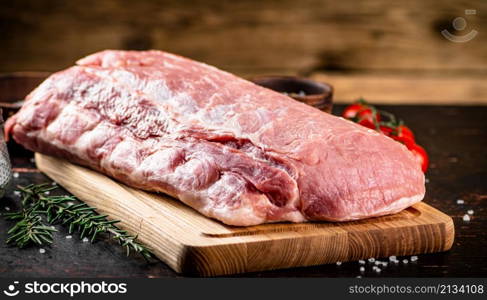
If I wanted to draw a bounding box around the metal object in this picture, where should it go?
[0,109,12,198]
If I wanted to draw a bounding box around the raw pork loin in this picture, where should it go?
[6,50,425,226]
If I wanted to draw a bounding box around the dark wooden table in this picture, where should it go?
[1,105,486,278]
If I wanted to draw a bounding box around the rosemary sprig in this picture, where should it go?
[4,209,56,248]
[4,183,152,260]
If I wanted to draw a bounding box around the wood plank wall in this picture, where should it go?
[1,0,486,103]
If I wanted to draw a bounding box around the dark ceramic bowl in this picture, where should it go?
[251,75,333,113]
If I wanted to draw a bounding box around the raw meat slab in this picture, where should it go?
[7,50,425,226]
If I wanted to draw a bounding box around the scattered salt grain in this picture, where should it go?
[4,206,10,211]
[13,172,19,178]
[381,262,388,267]
[411,256,418,262]
[65,235,72,239]
[374,267,381,273]
[50,226,55,230]
[402,259,409,264]
[389,256,396,261]
[425,178,430,183]
[463,214,470,222]
[30,157,35,163]
[13,191,21,197]
[51,182,57,186]
[456,199,465,204]
[356,276,362,278]
[359,267,365,272]
[368,258,375,263]
[467,210,474,215]
[358,260,366,265]
[39,248,46,254]
[82,237,89,243]
[336,261,342,266]
[44,191,50,195]
[374,261,381,266]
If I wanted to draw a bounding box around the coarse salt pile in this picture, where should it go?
[389,256,399,263]
[354,255,420,277]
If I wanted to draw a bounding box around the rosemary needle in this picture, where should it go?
[3,183,152,260]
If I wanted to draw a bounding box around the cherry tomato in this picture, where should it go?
[407,143,429,173]
[391,134,415,147]
[342,103,368,119]
[397,125,415,142]
[358,108,379,122]
[381,125,415,143]
[358,109,380,129]
[379,125,394,136]
[358,119,376,129]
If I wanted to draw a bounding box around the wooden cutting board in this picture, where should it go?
[35,153,454,276]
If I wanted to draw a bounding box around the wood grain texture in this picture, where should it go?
[311,73,487,104]
[1,0,486,76]
[35,153,454,276]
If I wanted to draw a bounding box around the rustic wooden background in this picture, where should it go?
[1,0,486,104]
